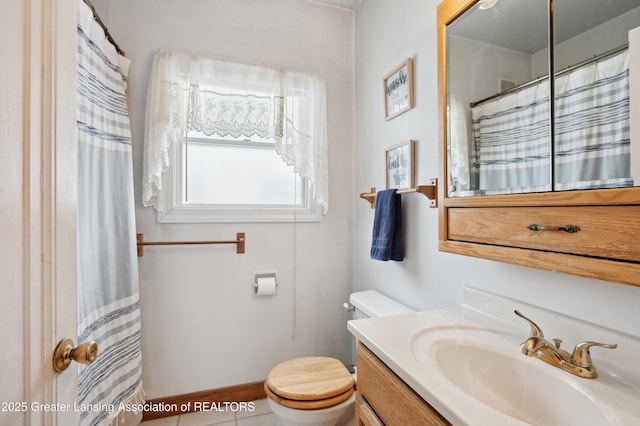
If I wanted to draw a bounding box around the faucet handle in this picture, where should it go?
[514,310,544,338]
[570,341,618,368]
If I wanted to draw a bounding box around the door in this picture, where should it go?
[1,0,79,424]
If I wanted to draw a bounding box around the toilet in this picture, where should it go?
[265,290,414,426]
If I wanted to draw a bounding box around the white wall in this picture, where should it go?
[92,0,354,399]
[354,0,640,337]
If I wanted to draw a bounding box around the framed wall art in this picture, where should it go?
[383,58,414,120]
[385,140,415,190]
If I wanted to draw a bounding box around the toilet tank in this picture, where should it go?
[349,290,413,319]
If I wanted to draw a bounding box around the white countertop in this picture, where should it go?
[347,287,640,425]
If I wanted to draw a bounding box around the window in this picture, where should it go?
[152,131,321,223]
[155,131,320,223]
[142,51,328,223]
[184,134,304,206]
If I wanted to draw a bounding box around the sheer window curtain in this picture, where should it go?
[143,50,329,214]
[448,94,471,193]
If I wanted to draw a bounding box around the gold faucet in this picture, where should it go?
[514,310,617,379]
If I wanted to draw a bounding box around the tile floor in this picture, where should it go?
[141,399,281,426]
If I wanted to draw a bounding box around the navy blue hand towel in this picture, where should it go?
[370,189,404,261]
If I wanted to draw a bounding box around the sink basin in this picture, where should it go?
[411,326,612,425]
[434,340,608,425]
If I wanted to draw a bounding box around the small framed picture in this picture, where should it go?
[383,58,414,120]
[385,140,415,190]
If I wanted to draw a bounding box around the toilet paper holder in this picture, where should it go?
[254,272,277,295]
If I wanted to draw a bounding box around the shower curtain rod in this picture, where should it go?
[469,43,628,108]
[82,0,125,56]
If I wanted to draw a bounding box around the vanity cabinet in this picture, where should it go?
[354,394,383,426]
[355,343,450,426]
[447,206,640,261]
[437,0,640,287]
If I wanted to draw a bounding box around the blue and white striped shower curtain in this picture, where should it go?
[471,50,632,193]
[77,1,143,425]
[471,80,552,194]
[554,50,632,190]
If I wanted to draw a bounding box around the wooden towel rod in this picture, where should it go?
[136,233,245,257]
[359,179,438,209]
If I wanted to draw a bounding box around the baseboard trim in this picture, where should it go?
[142,381,266,421]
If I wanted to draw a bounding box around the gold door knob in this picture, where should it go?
[52,338,98,372]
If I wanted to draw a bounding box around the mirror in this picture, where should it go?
[446,0,640,197]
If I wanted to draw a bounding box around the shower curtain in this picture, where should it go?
[554,50,632,190]
[76,2,143,425]
[471,49,632,193]
[471,80,552,194]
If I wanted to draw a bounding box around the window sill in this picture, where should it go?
[156,205,322,223]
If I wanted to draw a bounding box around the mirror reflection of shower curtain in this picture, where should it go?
[76,2,143,425]
[471,81,551,195]
[471,49,632,194]
[554,50,632,190]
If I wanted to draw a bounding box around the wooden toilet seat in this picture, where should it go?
[265,356,355,410]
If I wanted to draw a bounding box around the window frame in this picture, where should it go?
[155,134,322,223]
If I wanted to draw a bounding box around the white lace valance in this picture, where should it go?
[188,90,284,139]
[143,50,329,214]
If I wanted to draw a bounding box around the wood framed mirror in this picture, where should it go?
[437,0,640,287]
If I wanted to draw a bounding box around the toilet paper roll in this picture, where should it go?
[255,277,277,296]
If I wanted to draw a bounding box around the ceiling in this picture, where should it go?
[306,0,362,10]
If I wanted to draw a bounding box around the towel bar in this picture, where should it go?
[136,232,245,257]
[360,179,438,208]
